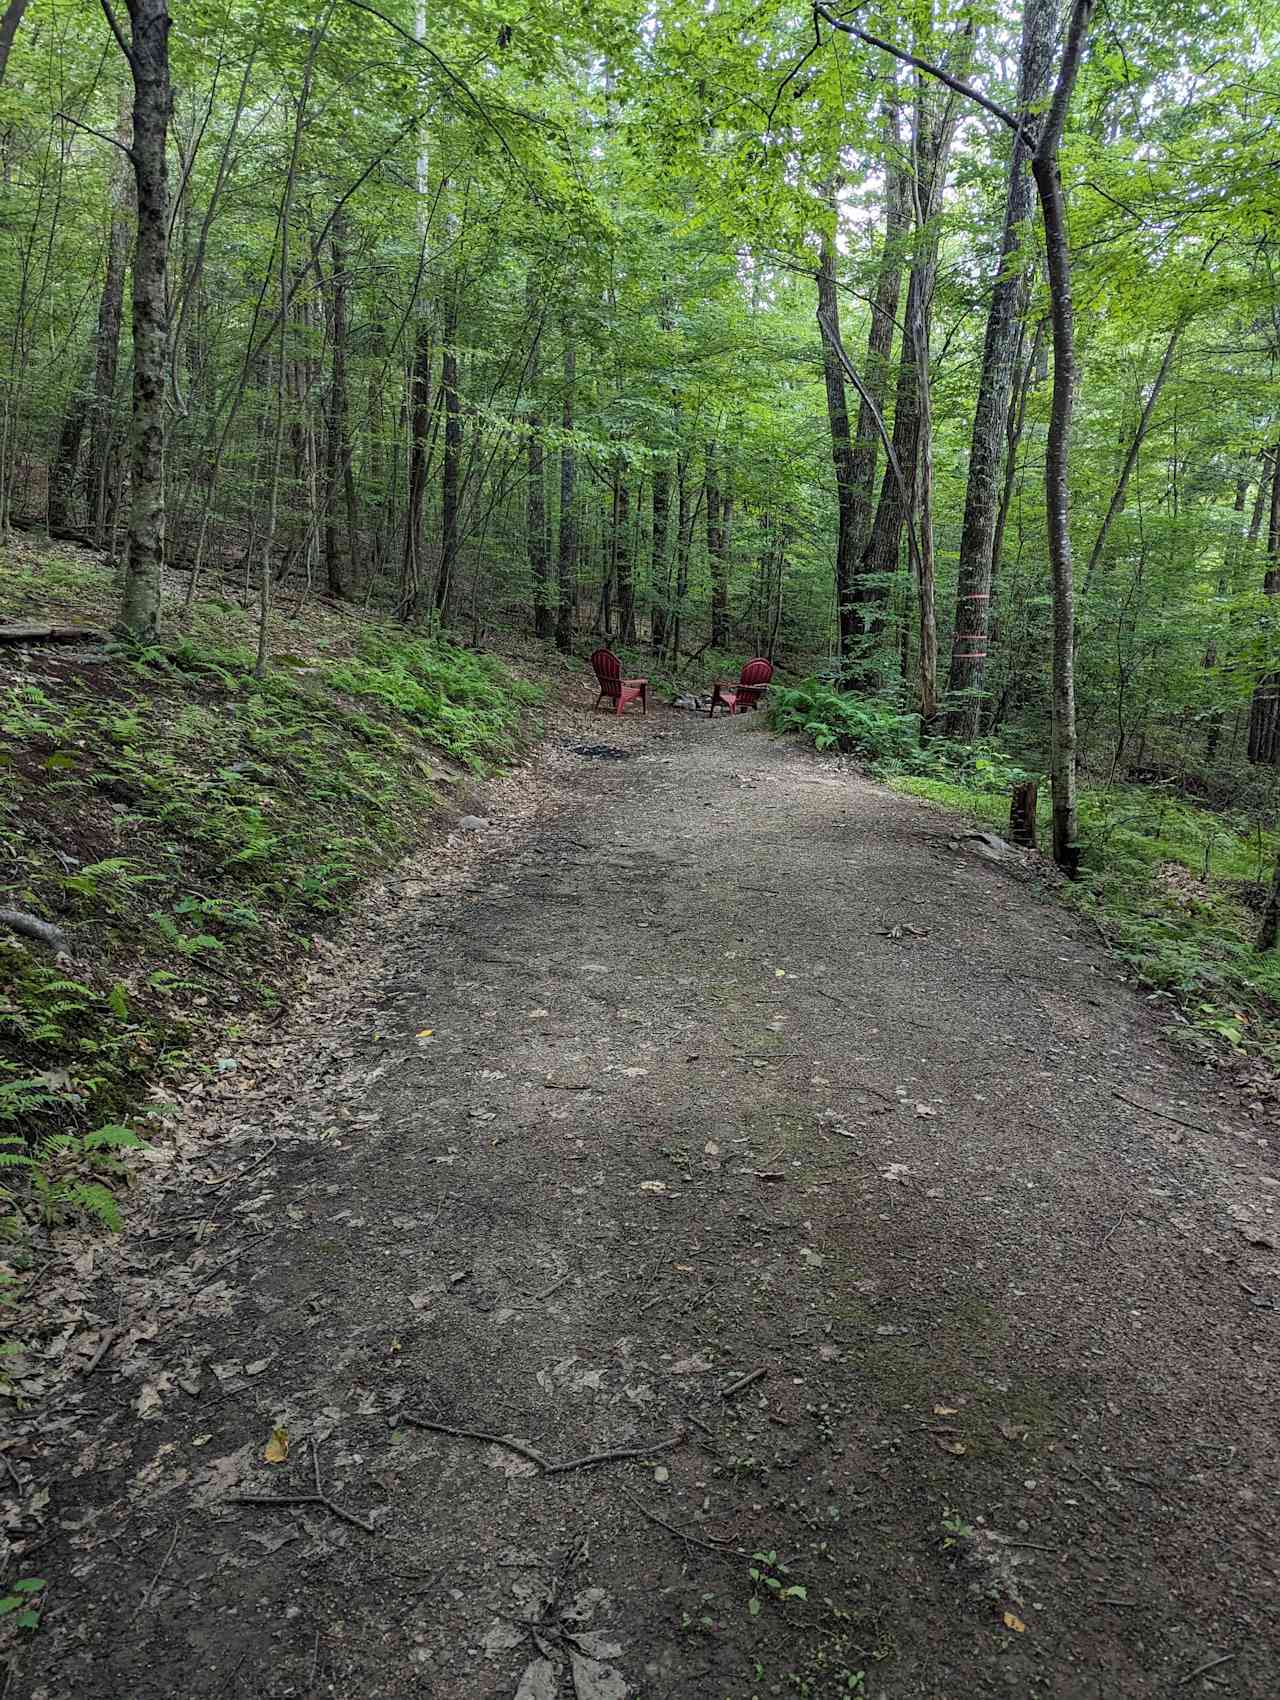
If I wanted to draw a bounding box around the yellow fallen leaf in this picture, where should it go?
[1003,1610,1026,1634]
[934,1405,959,1416]
[417,1029,434,1039]
[774,968,786,978]
[264,1426,289,1464]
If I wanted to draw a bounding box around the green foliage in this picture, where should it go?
[0,1578,47,1633]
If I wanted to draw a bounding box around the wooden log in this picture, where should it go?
[1008,779,1038,848]
[0,624,105,644]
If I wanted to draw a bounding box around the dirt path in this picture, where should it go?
[8,701,1279,1700]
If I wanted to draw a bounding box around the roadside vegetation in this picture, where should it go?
[770,680,1280,1069]
[0,545,538,1249]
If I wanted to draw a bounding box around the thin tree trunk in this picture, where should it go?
[108,0,172,643]
[847,107,909,582]
[673,459,692,666]
[944,0,1056,736]
[615,472,634,642]
[816,219,858,656]
[555,320,576,653]
[1246,443,1280,764]
[650,457,671,654]
[48,351,93,531]
[88,117,132,546]
[1031,0,1097,870]
[322,220,354,598]
[528,415,549,639]
[435,292,460,618]
[1079,316,1187,598]
[707,441,729,648]
[989,316,1043,594]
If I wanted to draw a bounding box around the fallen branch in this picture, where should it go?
[225,1491,376,1534]
[621,1490,745,1560]
[1111,1089,1212,1138]
[0,909,69,955]
[402,1413,683,1476]
[0,623,105,644]
[1179,1651,1235,1686]
[720,1367,766,1400]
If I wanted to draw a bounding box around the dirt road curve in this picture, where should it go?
[12,703,1279,1700]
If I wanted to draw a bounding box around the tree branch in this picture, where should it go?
[56,109,135,160]
[0,909,70,956]
[98,0,134,69]
[812,4,1027,143]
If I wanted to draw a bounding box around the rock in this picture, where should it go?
[672,693,700,710]
[963,831,1016,862]
[458,815,490,832]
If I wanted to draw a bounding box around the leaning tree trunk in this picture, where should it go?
[555,321,576,653]
[944,0,1056,737]
[108,0,172,643]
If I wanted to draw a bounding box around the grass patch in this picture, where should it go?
[0,543,540,1244]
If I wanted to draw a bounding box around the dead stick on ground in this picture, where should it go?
[620,1490,744,1560]
[721,1368,766,1399]
[81,1327,117,1377]
[1111,1089,1212,1138]
[402,1414,682,1476]
[226,1492,376,1535]
[1100,1212,1127,1250]
[1179,1652,1236,1686]
[129,1525,180,1622]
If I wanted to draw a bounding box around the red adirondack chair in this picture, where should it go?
[708,657,773,717]
[590,648,648,716]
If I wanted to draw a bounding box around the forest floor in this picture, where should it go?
[5,682,1279,1700]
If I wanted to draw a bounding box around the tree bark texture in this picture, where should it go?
[555,323,576,653]
[944,0,1057,736]
[650,458,671,653]
[111,0,172,643]
[1246,441,1280,764]
[528,415,550,639]
[816,224,858,656]
[435,293,460,616]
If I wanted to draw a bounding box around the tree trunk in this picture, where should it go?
[111,0,172,644]
[944,0,1056,736]
[650,457,671,654]
[707,442,729,648]
[48,352,93,531]
[816,222,858,657]
[615,471,634,642]
[528,414,550,639]
[555,321,576,653]
[855,81,961,661]
[0,0,31,85]
[673,459,692,665]
[1247,442,1280,764]
[87,122,132,546]
[1079,316,1186,599]
[322,221,354,599]
[435,292,460,617]
[1258,846,1280,952]
[1031,0,1097,872]
[402,321,433,616]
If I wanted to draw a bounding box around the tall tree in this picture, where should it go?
[103,0,172,642]
[943,0,1057,736]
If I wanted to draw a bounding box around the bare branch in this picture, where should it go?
[812,3,1028,143]
[98,0,133,68]
[56,109,135,160]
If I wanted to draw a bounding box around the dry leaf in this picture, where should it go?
[935,1438,966,1456]
[933,1405,959,1416]
[264,1426,289,1465]
[639,1181,667,1194]
[998,1419,1030,1441]
[1003,1610,1026,1633]
[416,1028,434,1039]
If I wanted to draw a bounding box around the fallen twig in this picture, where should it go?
[720,1367,766,1400]
[129,1525,180,1622]
[621,1490,744,1560]
[80,1327,117,1377]
[402,1413,682,1476]
[1179,1651,1236,1686]
[1111,1089,1212,1138]
[225,1492,376,1535]
[1100,1212,1127,1250]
